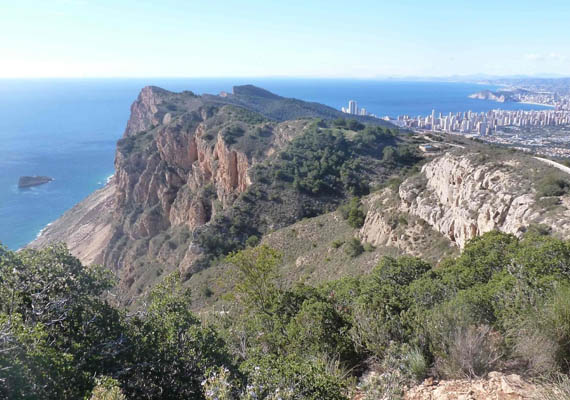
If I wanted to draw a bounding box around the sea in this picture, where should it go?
[0,78,552,250]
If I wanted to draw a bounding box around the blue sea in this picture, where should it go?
[0,78,551,250]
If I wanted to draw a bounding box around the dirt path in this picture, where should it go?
[534,156,570,175]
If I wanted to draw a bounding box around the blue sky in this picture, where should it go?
[1,0,569,78]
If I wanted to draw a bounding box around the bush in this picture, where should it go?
[439,324,503,379]
[363,243,375,252]
[89,377,126,400]
[536,374,570,400]
[245,235,260,247]
[360,344,427,400]
[347,119,365,131]
[382,146,396,163]
[425,299,502,378]
[240,355,348,400]
[332,240,344,249]
[511,285,570,375]
[202,367,235,400]
[339,198,366,228]
[286,297,357,364]
[537,173,570,197]
[119,273,233,399]
[344,238,364,258]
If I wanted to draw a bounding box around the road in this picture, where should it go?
[534,157,570,175]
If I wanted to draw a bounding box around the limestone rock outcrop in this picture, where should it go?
[404,372,537,400]
[361,152,570,251]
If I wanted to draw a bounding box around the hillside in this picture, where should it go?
[12,85,570,400]
[30,85,570,305]
[185,145,570,310]
[30,85,407,303]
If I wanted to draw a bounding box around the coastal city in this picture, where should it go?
[396,109,570,135]
[341,98,570,158]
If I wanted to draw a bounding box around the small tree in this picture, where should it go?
[226,245,282,315]
[382,146,396,163]
[345,238,364,258]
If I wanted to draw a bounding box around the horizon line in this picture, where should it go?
[0,74,569,80]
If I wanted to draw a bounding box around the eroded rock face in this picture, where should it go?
[29,179,117,266]
[404,371,537,400]
[124,86,166,137]
[361,152,570,250]
[359,188,455,260]
[115,121,254,239]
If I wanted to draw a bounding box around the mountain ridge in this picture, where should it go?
[29,86,570,305]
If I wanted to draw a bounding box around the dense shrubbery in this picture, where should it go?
[0,245,231,400]
[194,120,420,269]
[269,122,399,196]
[214,232,570,397]
[4,229,570,398]
[536,172,570,197]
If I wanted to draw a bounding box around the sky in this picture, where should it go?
[1,0,569,78]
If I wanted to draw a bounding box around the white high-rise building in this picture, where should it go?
[348,100,357,115]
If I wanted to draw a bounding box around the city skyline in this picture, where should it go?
[1,0,569,78]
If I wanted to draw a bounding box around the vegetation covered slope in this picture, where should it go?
[4,230,570,399]
[31,85,407,305]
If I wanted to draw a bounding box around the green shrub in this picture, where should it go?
[347,119,365,131]
[360,344,427,400]
[245,235,260,247]
[344,238,364,258]
[240,355,348,400]
[511,285,570,375]
[424,299,502,378]
[119,273,233,399]
[89,377,126,400]
[286,297,358,364]
[202,286,214,298]
[331,240,344,249]
[363,242,375,252]
[339,198,366,228]
[202,367,236,400]
[537,173,570,197]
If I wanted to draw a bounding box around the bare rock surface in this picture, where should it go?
[29,180,116,265]
[361,151,570,254]
[404,372,537,400]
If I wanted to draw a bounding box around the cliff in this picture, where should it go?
[36,84,570,304]
[30,85,396,301]
[30,180,116,265]
[361,150,570,253]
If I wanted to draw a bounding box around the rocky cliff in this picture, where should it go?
[361,150,570,253]
[30,180,116,265]
[36,84,570,303]
[33,85,390,300]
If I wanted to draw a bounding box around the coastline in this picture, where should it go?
[518,101,555,108]
[28,173,115,251]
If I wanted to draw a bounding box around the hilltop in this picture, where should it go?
[30,85,404,302]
